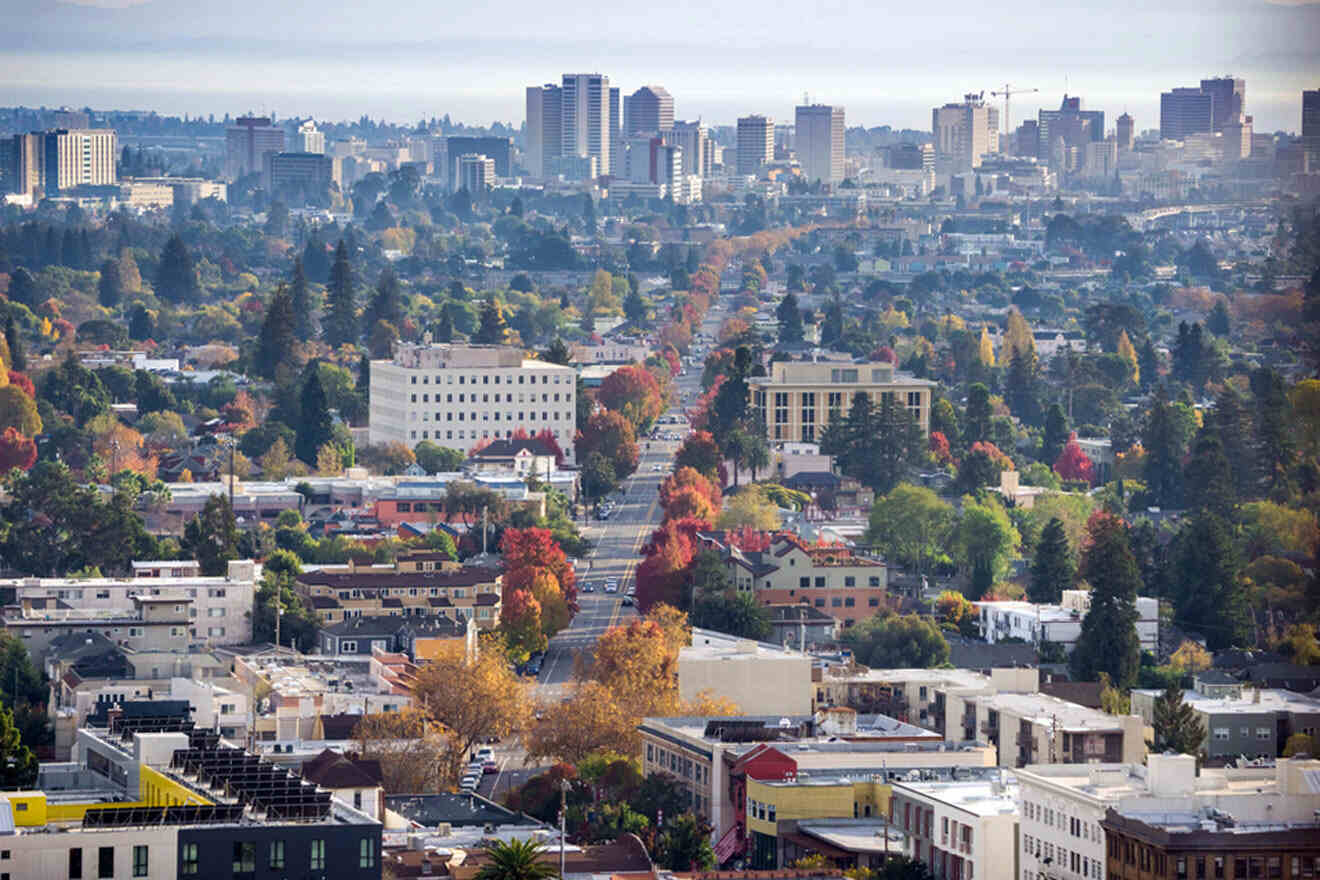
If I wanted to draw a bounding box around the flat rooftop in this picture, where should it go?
[642,714,947,747]
[1132,688,1320,714]
[1013,762,1280,801]
[894,777,1020,817]
[977,692,1128,731]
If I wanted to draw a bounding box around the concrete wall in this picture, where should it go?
[678,650,813,715]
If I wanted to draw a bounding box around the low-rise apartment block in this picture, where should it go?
[975,590,1160,655]
[368,343,577,461]
[678,629,815,715]
[749,358,935,445]
[889,773,1021,880]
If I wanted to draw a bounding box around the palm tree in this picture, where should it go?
[474,838,558,880]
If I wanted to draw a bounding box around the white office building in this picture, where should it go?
[368,343,577,460]
[974,591,1160,654]
[890,774,1021,880]
[295,120,326,154]
[561,73,612,175]
[456,153,495,195]
[795,104,845,184]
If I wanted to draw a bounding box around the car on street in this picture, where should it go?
[621,596,634,606]
[582,582,594,592]
[605,580,618,593]
[482,760,498,774]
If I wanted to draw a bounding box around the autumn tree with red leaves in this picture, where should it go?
[500,527,577,635]
[673,431,722,483]
[576,409,639,480]
[1054,432,1096,485]
[0,428,37,472]
[597,364,664,432]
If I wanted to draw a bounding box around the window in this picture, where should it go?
[182,844,198,875]
[814,576,826,587]
[133,846,148,877]
[69,849,82,879]
[98,847,114,879]
[773,392,789,440]
[800,577,810,588]
[310,840,326,870]
[269,840,285,870]
[233,841,255,873]
[1257,727,1271,740]
[1213,727,1230,740]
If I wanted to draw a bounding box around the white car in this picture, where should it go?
[605,580,619,593]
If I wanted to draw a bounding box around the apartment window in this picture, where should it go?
[814,576,826,587]
[801,392,816,442]
[844,576,855,587]
[845,597,855,607]
[233,841,255,873]
[831,368,858,383]
[69,849,82,879]
[1198,858,1207,880]
[269,841,285,870]
[1269,858,1281,880]
[869,598,880,606]
[360,839,377,869]
[310,840,326,870]
[814,598,825,607]
[97,847,114,879]
[1256,727,1271,740]
[182,844,198,875]
[800,577,810,588]
[773,392,789,440]
[1213,728,1230,740]
[1235,859,1248,879]
[133,846,148,877]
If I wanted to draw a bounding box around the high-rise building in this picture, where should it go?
[561,73,612,176]
[525,84,562,178]
[4,128,118,196]
[1116,112,1135,151]
[794,104,845,184]
[932,95,993,171]
[225,116,285,180]
[736,114,773,175]
[267,152,336,193]
[887,142,935,172]
[663,121,712,177]
[1302,89,1320,163]
[1200,76,1246,132]
[456,154,495,197]
[623,86,675,136]
[624,136,682,187]
[294,120,325,154]
[1160,88,1214,141]
[446,136,512,177]
[609,86,622,175]
[1037,95,1104,169]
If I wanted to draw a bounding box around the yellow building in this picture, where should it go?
[749,359,935,445]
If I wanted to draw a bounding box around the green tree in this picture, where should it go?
[474,298,509,344]
[820,391,923,493]
[1152,680,1207,756]
[0,702,38,789]
[952,497,1020,598]
[691,591,772,640]
[581,451,617,500]
[0,633,49,748]
[1071,513,1141,688]
[865,484,954,575]
[963,383,992,445]
[414,441,465,473]
[655,812,715,871]
[97,256,124,307]
[1169,511,1250,651]
[542,337,571,366]
[155,233,200,303]
[1143,391,1188,508]
[1029,517,1075,603]
[1183,430,1235,516]
[289,256,315,339]
[295,367,335,466]
[776,292,804,344]
[323,239,358,347]
[365,267,404,332]
[182,494,239,577]
[5,317,25,372]
[1041,403,1069,465]
[474,838,558,880]
[843,613,950,668]
[623,287,647,325]
[1252,367,1296,495]
[256,284,298,381]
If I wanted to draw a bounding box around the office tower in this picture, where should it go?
[457,154,495,196]
[1160,88,1214,141]
[610,86,622,175]
[1116,113,1135,151]
[561,73,612,176]
[1302,89,1320,164]
[1200,77,1246,132]
[623,86,674,135]
[663,121,711,177]
[225,116,285,180]
[294,120,325,154]
[268,151,336,193]
[887,142,934,172]
[1014,119,1040,158]
[625,136,682,188]
[794,104,845,184]
[525,84,562,177]
[932,95,991,172]
[446,136,512,178]
[736,115,773,175]
[1037,95,1104,167]
[41,129,118,194]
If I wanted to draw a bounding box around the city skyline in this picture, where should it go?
[4,0,1318,133]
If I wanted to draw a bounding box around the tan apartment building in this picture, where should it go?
[749,359,935,445]
[294,550,502,629]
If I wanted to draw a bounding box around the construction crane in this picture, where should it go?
[989,84,1040,138]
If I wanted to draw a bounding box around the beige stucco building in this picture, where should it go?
[749,359,935,445]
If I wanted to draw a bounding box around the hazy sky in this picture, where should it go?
[4,0,1318,133]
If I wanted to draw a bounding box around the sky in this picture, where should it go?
[2,0,1318,134]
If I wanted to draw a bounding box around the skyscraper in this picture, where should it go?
[225,116,285,181]
[736,115,773,175]
[294,120,325,154]
[663,121,711,177]
[623,86,675,136]
[1116,113,1135,151]
[1302,89,1320,164]
[525,84,561,178]
[1160,88,1214,141]
[2,129,117,196]
[932,95,992,172]
[561,73,612,176]
[794,104,845,185]
[1199,77,1246,132]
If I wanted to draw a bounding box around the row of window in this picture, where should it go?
[331,584,482,598]
[1110,848,1319,880]
[51,586,229,600]
[645,743,708,785]
[178,838,377,874]
[66,844,149,878]
[409,372,566,386]
[938,815,974,854]
[410,391,570,404]
[748,796,776,823]
[1024,835,1101,879]
[408,427,570,442]
[1022,800,1101,843]
[416,409,570,423]
[1211,726,1272,740]
[796,575,884,588]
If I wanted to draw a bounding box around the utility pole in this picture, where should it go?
[228,437,236,513]
[559,778,571,878]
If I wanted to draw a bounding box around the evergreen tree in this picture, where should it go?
[97,256,124,308]
[776,292,804,344]
[1143,390,1186,509]
[1207,300,1230,337]
[820,391,922,494]
[128,304,155,341]
[582,194,597,234]
[4,318,24,372]
[1137,337,1159,391]
[963,383,992,446]
[1207,386,1256,500]
[1251,367,1296,495]
[435,307,455,343]
[542,338,570,366]
[1169,511,1250,650]
[356,353,371,396]
[1004,348,1042,427]
[1171,321,1208,388]
[1029,517,1074,603]
[1041,403,1069,465]
[295,367,335,466]
[623,287,646,325]
[1183,430,1235,516]
[289,256,315,339]
[256,284,298,381]
[1152,681,1207,755]
[0,702,37,789]
[366,267,404,331]
[181,494,239,577]
[302,235,331,284]
[474,298,509,344]
[7,268,38,308]
[820,295,844,347]
[323,239,358,347]
[1072,514,1142,689]
[155,233,200,303]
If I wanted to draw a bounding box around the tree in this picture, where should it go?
[864,484,954,576]
[474,838,558,880]
[1029,517,1075,604]
[365,268,404,332]
[1041,404,1069,466]
[582,451,618,500]
[963,383,992,445]
[597,365,664,432]
[954,441,1013,494]
[474,298,509,344]
[1071,513,1141,689]
[842,613,950,668]
[288,256,315,339]
[0,427,36,472]
[577,410,639,481]
[323,239,357,347]
[295,367,335,465]
[1169,640,1212,676]
[820,391,924,494]
[691,590,772,640]
[412,642,531,785]
[1152,681,1207,756]
[256,284,298,380]
[1169,511,1250,651]
[1143,391,1188,508]
[1183,430,1235,516]
[5,318,25,373]
[542,337,571,366]
[952,497,1020,598]
[674,431,722,482]
[353,708,448,794]
[501,589,548,661]
[1054,433,1096,485]
[97,256,124,307]
[624,287,647,325]
[155,234,199,303]
[655,812,715,871]
[414,441,465,473]
[0,385,42,437]
[0,702,37,789]
[182,494,239,576]
[716,487,780,530]
[1116,329,1139,385]
[776,292,804,344]
[1252,368,1296,494]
